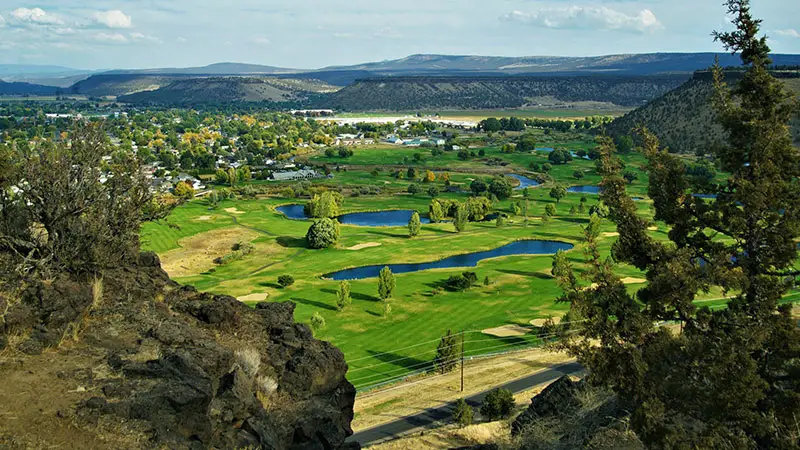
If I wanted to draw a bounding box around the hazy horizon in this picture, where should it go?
[0,0,799,71]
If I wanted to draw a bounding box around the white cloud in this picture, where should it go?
[177,36,187,43]
[130,32,160,43]
[775,29,800,39]
[251,37,271,46]
[503,6,663,34]
[10,7,63,25]
[92,10,132,29]
[94,32,128,43]
[0,14,5,27]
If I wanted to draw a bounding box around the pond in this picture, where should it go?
[324,239,575,280]
[276,204,307,220]
[508,174,540,190]
[338,210,432,227]
[277,205,431,227]
[567,185,602,194]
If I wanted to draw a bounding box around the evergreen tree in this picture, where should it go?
[429,200,444,223]
[434,329,459,374]
[378,266,395,301]
[453,398,474,427]
[453,202,468,232]
[556,3,800,447]
[408,211,421,238]
[336,280,351,311]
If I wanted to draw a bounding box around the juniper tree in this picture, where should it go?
[555,2,800,447]
[434,329,459,374]
[408,211,421,238]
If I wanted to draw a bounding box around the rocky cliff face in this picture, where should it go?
[0,252,356,449]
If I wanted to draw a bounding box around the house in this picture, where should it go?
[175,173,206,190]
[271,169,320,181]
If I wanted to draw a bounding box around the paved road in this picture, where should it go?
[348,361,584,447]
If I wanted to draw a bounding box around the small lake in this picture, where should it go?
[508,174,540,190]
[324,240,574,280]
[276,204,307,220]
[567,185,602,194]
[277,205,430,227]
[339,210,432,227]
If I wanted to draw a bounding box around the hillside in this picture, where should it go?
[69,74,187,97]
[324,53,800,75]
[118,76,339,105]
[0,79,59,96]
[322,75,688,111]
[606,70,800,153]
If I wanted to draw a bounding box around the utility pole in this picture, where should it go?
[460,330,465,392]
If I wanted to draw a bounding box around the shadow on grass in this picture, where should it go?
[320,288,381,302]
[276,236,306,248]
[366,230,408,239]
[259,282,283,289]
[496,269,551,280]
[365,310,383,317]
[555,217,590,225]
[421,226,455,235]
[364,349,432,372]
[291,297,337,312]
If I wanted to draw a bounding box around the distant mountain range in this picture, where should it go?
[1,53,799,110]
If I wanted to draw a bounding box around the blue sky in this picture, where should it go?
[0,0,798,70]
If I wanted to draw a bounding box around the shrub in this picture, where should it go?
[445,274,472,291]
[309,312,326,333]
[306,218,340,249]
[277,275,295,288]
[573,170,585,179]
[462,271,478,285]
[496,214,506,228]
[480,388,515,421]
[407,183,421,194]
[382,302,392,318]
[235,348,261,377]
[453,398,474,427]
[427,186,439,198]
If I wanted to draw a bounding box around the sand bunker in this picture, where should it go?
[601,232,619,237]
[195,215,213,221]
[347,242,382,250]
[482,325,531,337]
[225,207,245,215]
[621,277,647,284]
[530,317,562,327]
[238,293,269,302]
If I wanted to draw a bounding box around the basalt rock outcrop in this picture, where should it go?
[0,252,356,449]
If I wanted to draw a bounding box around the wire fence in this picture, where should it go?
[349,320,589,392]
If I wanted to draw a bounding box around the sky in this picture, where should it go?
[0,0,798,70]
